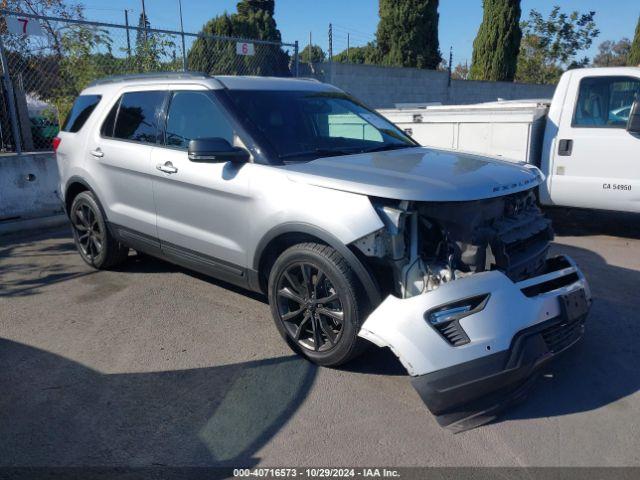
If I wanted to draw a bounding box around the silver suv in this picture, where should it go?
[56,73,591,431]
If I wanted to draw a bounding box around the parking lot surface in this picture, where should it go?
[1,209,639,467]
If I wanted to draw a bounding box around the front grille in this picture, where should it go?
[540,315,585,353]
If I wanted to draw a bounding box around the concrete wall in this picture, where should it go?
[448,78,555,105]
[302,63,556,108]
[0,152,62,221]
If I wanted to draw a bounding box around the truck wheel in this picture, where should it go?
[268,242,367,367]
[69,191,128,269]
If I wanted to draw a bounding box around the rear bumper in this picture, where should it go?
[358,254,591,431]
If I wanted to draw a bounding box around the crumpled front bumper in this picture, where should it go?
[358,255,591,432]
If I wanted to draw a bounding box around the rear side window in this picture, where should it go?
[111,91,165,143]
[62,95,101,132]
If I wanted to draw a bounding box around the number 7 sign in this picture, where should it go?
[6,15,45,37]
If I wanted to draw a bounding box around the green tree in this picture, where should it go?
[516,6,599,84]
[469,0,522,81]
[299,45,326,64]
[376,0,441,69]
[132,12,175,72]
[629,16,640,66]
[135,12,151,53]
[592,39,631,67]
[52,25,115,120]
[333,43,378,64]
[188,0,290,76]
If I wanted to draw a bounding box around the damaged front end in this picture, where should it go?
[353,189,591,432]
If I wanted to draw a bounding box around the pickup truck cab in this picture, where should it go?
[381,67,640,214]
[55,73,591,431]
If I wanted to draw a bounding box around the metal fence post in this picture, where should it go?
[0,35,22,154]
[178,0,187,71]
[294,40,299,77]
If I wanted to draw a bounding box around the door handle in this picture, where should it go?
[90,148,104,158]
[156,162,178,174]
[558,139,573,156]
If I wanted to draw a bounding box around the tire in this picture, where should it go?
[268,242,368,367]
[69,191,129,269]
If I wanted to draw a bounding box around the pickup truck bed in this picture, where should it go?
[378,100,551,165]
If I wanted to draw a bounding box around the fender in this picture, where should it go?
[252,222,382,308]
[63,176,101,215]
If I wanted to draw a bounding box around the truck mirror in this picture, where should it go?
[627,100,640,134]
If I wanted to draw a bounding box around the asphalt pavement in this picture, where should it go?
[1,209,639,467]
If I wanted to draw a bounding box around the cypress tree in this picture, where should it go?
[629,16,640,66]
[376,0,441,69]
[469,0,522,81]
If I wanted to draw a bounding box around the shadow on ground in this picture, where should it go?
[0,338,317,470]
[2,221,640,440]
[545,207,640,240]
[497,240,640,425]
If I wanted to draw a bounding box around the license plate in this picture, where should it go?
[560,288,589,322]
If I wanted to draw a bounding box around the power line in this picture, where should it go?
[332,24,374,37]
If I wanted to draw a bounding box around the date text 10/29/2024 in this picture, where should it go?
[233,468,401,478]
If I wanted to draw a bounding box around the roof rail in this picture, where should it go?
[88,71,210,87]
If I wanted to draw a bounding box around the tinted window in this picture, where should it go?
[165,91,233,148]
[573,76,640,128]
[113,91,165,143]
[62,95,101,132]
[100,98,120,137]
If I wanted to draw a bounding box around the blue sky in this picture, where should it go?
[80,0,640,65]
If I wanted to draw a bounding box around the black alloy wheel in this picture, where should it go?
[268,243,368,366]
[276,262,345,353]
[69,191,129,269]
[72,202,104,264]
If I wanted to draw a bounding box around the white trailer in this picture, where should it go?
[378,67,640,214]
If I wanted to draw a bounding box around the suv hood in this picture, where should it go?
[284,147,543,202]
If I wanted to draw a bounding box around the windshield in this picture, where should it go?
[226,90,417,162]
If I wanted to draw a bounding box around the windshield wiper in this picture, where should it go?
[361,144,415,154]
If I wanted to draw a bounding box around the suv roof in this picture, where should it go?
[86,71,335,92]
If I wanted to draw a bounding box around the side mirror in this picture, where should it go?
[627,100,640,134]
[187,137,249,163]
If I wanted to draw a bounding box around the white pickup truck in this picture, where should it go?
[379,67,640,213]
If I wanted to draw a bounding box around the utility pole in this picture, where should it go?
[347,33,350,63]
[178,0,186,70]
[448,46,453,87]
[124,9,131,58]
[328,23,333,63]
[141,0,148,40]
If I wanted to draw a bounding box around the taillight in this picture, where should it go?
[52,137,61,152]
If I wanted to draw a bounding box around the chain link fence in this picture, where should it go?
[0,10,299,153]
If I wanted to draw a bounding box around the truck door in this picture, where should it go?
[548,74,640,213]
